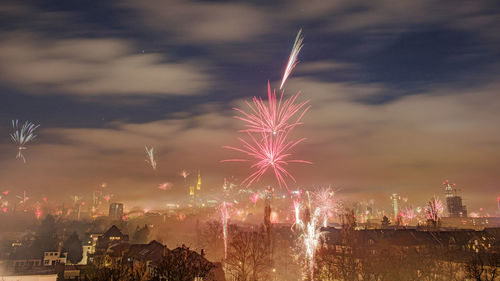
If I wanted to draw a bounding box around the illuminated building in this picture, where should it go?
[108,203,123,220]
[92,190,102,214]
[390,193,401,222]
[196,170,202,207]
[196,170,202,191]
[443,180,467,217]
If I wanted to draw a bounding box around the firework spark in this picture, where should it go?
[145,146,157,170]
[314,187,336,227]
[223,131,311,190]
[220,201,230,259]
[425,196,444,222]
[233,82,310,135]
[293,199,302,226]
[302,208,321,280]
[158,182,173,191]
[401,206,417,225]
[10,120,40,163]
[293,194,323,281]
[280,29,304,90]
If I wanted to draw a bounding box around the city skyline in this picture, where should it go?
[1,1,500,214]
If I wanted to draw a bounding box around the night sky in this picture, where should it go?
[1,0,499,213]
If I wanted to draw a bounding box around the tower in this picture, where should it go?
[390,193,401,222]
[442,180,467,217]
[189,186,195,207]
[195,170,202,207]
[443,179,454,198]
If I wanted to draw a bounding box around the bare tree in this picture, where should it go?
[465,253,500,281]
[226,228,271,281]
[201,220,224,261]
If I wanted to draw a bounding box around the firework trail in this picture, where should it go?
[220,201,230,259]
[10,120,40,163]
[158,182,173,191]
[223,131,311,190]
[145,146,157,170]
[280,29,304,90]
[234,82,310,135]
[425,196,444,222]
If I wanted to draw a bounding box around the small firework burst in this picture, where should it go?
[158,182,173,191]
[145,146,157,170]
[426,196,444,222]
[10,120,40,163]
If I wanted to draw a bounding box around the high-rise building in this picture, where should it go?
[442,180,467,217]
[92,190,103,214]
[390,193,401,222]
[196,170,202,191]
[109,203,123,220]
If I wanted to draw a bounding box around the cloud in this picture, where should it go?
[0,77,499,211]
[124,0,271,43]
[0,33,212,97]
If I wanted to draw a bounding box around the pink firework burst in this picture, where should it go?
[224,29,310,190]
[233,82,310,136]
[223,131,311,190]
